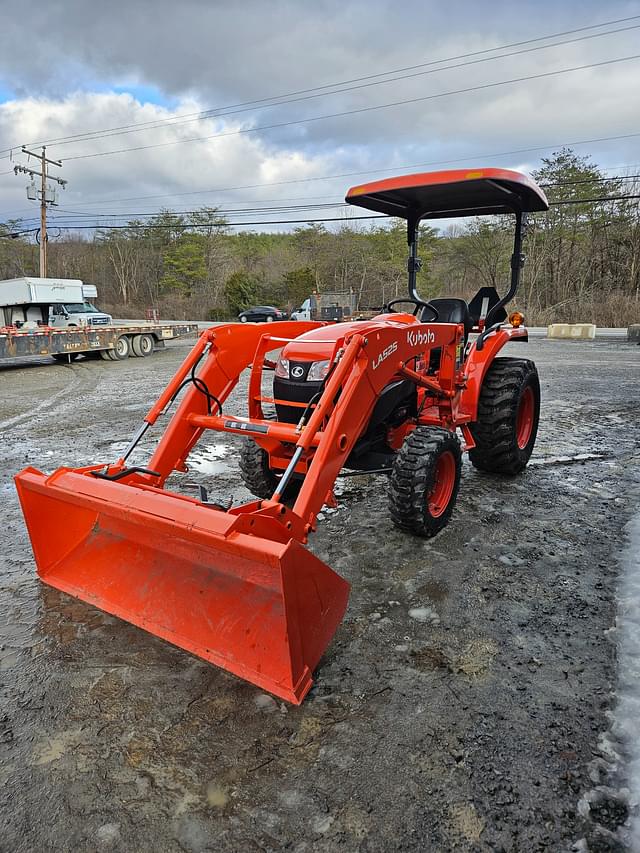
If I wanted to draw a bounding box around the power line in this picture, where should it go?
[7,15,640,154]
[4,157,640,225]
[4,162,640,227]
[8,214,385,235]
[549,193,640,205]
[61,54,640,163]
[48,202,347,220]
[5,18,639,154]
[50,132,640,211]
[8,192,639,236]
[4,173,629,228]
[34,176,640,224]
[543,173,640,188]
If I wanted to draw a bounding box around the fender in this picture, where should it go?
[460,326,528,421]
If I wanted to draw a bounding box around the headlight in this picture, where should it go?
[275,356,289,378]
[307,360,330,381]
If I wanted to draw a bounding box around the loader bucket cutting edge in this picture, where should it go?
[14,467,350,705]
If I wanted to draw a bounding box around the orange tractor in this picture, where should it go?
[15,168,548,704]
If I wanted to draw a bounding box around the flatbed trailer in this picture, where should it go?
[0,322,199,363]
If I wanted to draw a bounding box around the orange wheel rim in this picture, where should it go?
[427,451,456,518]
[516,386,535,449]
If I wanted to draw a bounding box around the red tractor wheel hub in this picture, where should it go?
[516,386,535,449]
[428,451,456,518]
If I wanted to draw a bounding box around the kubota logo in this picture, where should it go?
[407,329,436,347]
[291,365,305,378]
[372,340,398,370]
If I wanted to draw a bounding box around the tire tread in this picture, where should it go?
[468,357,540,475]
[388,426,461,538]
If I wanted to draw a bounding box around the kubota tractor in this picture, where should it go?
[15,168,548,704]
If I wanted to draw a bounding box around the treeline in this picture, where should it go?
[1,149,639,325]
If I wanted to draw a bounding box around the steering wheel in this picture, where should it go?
[385,298,439,322]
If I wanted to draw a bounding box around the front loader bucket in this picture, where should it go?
[15,467,350,704]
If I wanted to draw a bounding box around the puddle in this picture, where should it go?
[530,453,611,467]
[33,729,84,766]
[187,443,235,476]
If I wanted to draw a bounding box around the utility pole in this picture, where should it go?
[14,146,67,277]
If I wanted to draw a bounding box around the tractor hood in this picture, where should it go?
[281,313,418,362]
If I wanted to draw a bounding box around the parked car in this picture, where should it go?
[238,306,288,323]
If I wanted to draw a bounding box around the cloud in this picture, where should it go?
[0,92,355,225]
[0,0,639,229]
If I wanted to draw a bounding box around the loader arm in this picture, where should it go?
[146,319,463,538]
[288,321,462,532]
[146,321,324,482]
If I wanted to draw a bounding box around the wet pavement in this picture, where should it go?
[1,337,639,852]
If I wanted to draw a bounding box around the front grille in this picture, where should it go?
[273,376,322,423]
[90,317,110,325]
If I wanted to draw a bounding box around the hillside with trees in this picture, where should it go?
[1,149,639,325]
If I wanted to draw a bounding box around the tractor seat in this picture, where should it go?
[421,298,473,373]
[420,298,473,337]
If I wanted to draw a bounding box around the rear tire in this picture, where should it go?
[99,349,113,361]
[389,426,462,538]
[469,357,540,475]
[131,333,154,357]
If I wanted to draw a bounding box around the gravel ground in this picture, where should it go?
[1,336,639,853]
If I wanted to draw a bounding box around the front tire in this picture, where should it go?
[239,430,301,501]
[239,439,278,499]
[469,357,540,475]
[389,426,462,538]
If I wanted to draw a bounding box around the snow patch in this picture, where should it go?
[408,606,440,624]
[254,693,278,712]
[613,512,640,845]
[571,512,640,848]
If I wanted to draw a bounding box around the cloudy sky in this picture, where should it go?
[0,0,639,233]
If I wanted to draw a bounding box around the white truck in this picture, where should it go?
[0,277,113,328]
[291,290,357,322]
[0,277,198,364]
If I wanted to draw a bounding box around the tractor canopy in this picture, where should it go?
[345,168,549,219]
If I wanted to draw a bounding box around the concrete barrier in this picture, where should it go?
[547,323,597,340]
[628,324,640,343]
